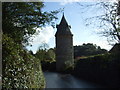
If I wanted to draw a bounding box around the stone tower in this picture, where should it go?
[55,14,74,71]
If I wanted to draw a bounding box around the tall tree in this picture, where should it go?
[2,2,59,88]
[2,2,59,46]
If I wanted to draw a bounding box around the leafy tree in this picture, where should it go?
[35,49,46,61]
[2,2,59,88]
[74,43,107,59]
[35,42,49,61]
[47,48,55,61]
[35,46,55,63]
[2,2,59,46]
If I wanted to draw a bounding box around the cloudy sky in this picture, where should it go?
[26,1,117,53]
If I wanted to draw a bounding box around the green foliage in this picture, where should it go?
[35,48,55,63]
[75,53,119,70]
[74,43,108,59]
[2,2,59,45]
[35,47,56,71]
[73,53,120,87]
[2,2,60,88]
[2,34,45,88]
[35,49,46,61]
[47,48,56,62]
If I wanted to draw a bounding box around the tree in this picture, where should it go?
[74,43,107,59]
[35,42,49,61]
[47,48,56,62]
[2,2,59,88]
[2,2,59,46]
[97,1,120,44]
[35,43,55,62]
[29,50,34,55]
[77,1,120,44]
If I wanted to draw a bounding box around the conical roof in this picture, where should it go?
[55,14,73,36]
[59,14,69,26]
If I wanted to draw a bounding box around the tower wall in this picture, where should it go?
[55,28,74,71]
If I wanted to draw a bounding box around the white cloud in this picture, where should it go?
[94,40,112,50]
[30,26,55,46]
[60,0,81,5]
[27,26,55,53]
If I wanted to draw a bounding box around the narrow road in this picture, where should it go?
[44,71,103,88]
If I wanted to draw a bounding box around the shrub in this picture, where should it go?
[2,34,45,88]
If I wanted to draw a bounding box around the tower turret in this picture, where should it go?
[55,14,74,71]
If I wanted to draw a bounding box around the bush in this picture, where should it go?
[2,34,45,88]
[73,53,120,87]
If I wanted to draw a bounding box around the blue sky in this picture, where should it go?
[26,1,114,53]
